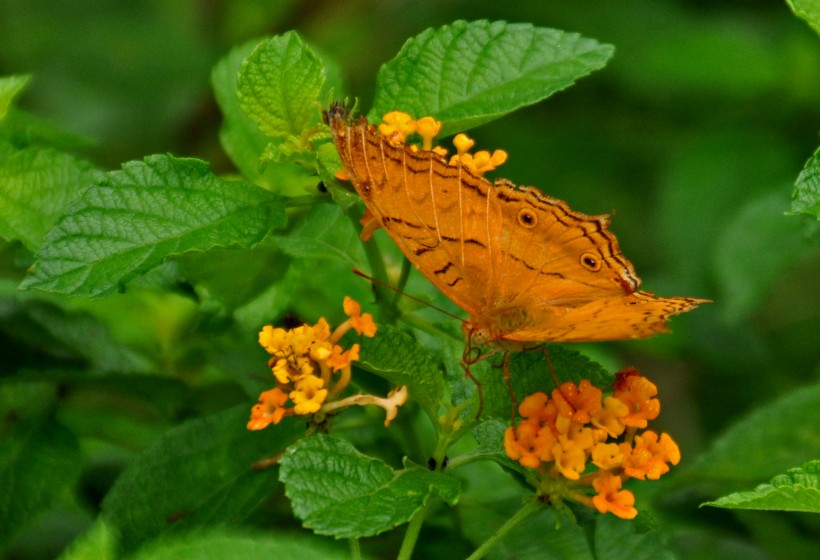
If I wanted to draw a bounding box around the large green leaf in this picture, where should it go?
[703,460,820,512]
[354,324,446,416]
[126,530,349,560]
[369,20,613,135]
[236,31,325,139]
[713,190,809,323]
[594,514,676,560]
[279,434,459,538]
[21,155,285,297]
[0,144,102,251]
[101,406,304,554]
[791,146,820,218]
[688,383,820,482]
[480,345,613,421]
[787,0,820,36]
[0,419,82,547]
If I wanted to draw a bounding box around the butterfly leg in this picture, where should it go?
[501,351,517,425]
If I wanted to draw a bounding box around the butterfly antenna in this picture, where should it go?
[351,268,464,322]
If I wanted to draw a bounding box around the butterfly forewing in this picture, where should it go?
[328,108,708,344]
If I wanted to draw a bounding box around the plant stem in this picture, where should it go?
[397,499,431,560]
[465,498,544,560]
[349,537,361,560]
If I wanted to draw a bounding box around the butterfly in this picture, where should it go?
[325,105,708,356]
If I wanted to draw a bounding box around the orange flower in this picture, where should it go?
[613,370,660,428]
[592,472,637,520]
[623,431,680,480]
[343,296,377,337]
[553,380,602,424]
[247,388,289,430]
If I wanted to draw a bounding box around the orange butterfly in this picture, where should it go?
[325,106,708,356]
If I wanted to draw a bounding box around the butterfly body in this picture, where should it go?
[326,107,707,346]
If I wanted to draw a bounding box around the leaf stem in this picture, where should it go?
[465,498,545,560]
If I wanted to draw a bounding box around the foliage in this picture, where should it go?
[1,2,818,560]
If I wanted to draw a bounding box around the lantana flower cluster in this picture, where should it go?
[248,297,407,430]
[503,368,680,519]
[379,111,508,176]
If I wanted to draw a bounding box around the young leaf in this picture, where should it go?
[353,324,446,416]
[703,460,820,513]
[20,155,285,297]
[369,20,614,135]
[790,146,820,218]
[101,406,305,554]
[279,434,460,538]
[212,39,318,195]
[0,74,31,121]
[688,383,820,482]
[237,31,325,139]
[0,143,102,251]
[0,419,82,547]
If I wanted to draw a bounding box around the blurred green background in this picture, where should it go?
[1,0,819,559]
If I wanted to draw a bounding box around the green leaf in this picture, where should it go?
[791,147,820,218]
[101,405,305,554]
[713,191,808,323]
[56,520,117,560]
[126,530,349,560]
[237,31,325,139]
[369,20,614,135]
[594,514,676,560]
[354,324,446,416]
[20,154,286,297]
[279,434,460,538]
[689,383,820,482]
[0,144,102,251]
[0,74,31,121]
[0,419,82,547]
[0,295,154,374]
[272,202,365,265]
[212,39,318,195]
[481,345,613,420]
[703,460,820,513]
[787,0,820,36]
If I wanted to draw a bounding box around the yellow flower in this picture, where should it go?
[415,116,442,150]
[259,325,289,354]
[379,111,416,145]
[591,396,628,437]
[552,439,587,480]
[248,297,405,430]
[453,133,475,154]
[591,442,625,470]
[290,375,328,415]
[592,472,637,520]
